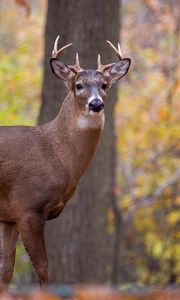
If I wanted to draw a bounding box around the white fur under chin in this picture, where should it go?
[77,108,105,130]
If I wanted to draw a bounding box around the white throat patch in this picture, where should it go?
[77,110,105,130]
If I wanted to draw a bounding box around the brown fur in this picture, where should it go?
[0,47,131,285]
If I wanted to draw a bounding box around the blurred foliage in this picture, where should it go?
[13,240,32,285]
[114,0,180,285]
[0,0,46,285]
[0,45,40,125]
[0,0,44,125]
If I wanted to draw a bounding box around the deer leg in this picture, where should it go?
[0,222,19,285]
[18,214,48,285]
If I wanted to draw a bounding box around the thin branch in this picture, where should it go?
[135,146,180,177]
[140,168,180,206]
[122,159,136,202]
[126,168,180,220]
[134,150,163,177]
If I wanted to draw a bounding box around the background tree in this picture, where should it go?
[38,0,120,284]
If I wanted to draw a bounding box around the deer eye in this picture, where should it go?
[101,83,107,90]
[75,83,83,90]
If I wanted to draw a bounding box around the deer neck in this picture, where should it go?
[43,92,104,181]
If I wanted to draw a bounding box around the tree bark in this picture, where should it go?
[39,0,120,284]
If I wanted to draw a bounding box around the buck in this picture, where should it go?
[0,36,131,286]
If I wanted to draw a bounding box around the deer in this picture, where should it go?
[0,36,131,286]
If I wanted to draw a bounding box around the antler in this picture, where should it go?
[70,52,83,73]
[52,35,73,59]
[52,35,83,72]
[106,40,123,60]
[97,40,123,72]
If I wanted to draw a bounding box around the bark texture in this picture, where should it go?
[39,0,119,284]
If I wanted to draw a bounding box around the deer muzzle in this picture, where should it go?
[88,99,104,113]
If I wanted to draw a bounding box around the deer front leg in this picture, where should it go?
[18,214,48,286]
[0,221,19,285]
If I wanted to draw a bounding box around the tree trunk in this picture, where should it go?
[39,0,120,284]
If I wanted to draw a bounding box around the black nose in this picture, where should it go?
[88,99,104,112]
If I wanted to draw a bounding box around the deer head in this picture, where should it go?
[50,36,131,114]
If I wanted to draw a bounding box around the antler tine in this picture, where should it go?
[69,52,83,73]
[97,40,123,72]
[106,40,122,60]
[53,35,59,54]
[97,53,114,72]
[118,43,123,58]
[97,54,102,70]
[75,53,80,69]
[52,35,73,59]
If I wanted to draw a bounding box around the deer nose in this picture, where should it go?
[88,99,104,112]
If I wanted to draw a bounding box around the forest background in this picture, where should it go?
[0,0,179,287]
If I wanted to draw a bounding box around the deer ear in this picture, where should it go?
[50,59,75,82]
[107,58,131,84]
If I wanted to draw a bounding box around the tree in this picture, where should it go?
[38,0,120,284]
